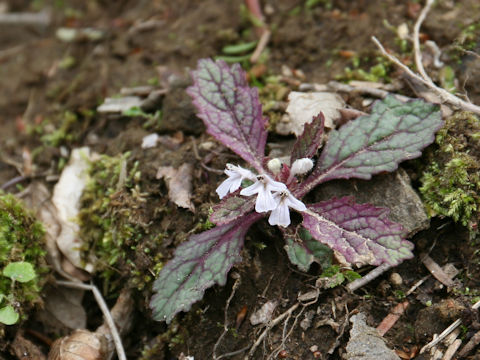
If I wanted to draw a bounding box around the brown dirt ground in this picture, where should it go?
[1,0,480,359]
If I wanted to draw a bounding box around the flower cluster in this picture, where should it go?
[216,163,307,227]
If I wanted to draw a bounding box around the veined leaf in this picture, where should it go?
[210,196,255,225]
[187,59,267,173]
[297,96,443,196]
[150,213,261,323]
[283,226,332,272]
[302,197,413,266]
[290,112,325,164]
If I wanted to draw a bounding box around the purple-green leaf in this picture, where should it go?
[210,195,255,225]
[282,226,332,272]
[297,96,443,196]
[301,197,413,266]
[150,213,260,323]
[290,112,325,164]
[187,59,267,173]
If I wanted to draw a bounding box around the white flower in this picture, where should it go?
[290,158,314,176]
[216,164,255,199]
[268,190,306,227]
[240,174,287,212]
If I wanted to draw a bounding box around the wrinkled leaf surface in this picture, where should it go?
[210,196,255,225]
[302,197,413,266]
[187,59,267,172]
[283,226,332,272]
[304,96,443,190]
[290,112,325,164]
[150,213,260,323]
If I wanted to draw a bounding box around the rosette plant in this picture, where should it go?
[150,59,443,323]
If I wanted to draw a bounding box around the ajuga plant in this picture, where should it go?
[150,59,443,323]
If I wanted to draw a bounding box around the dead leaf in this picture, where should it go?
[52,148,95,274]
[156,163,195,211]
[48,329,107,360]
[23,182,89,281]
[36,286,86,332]
[276,91,345,136]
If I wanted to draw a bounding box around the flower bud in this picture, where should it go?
[267,158,282,175]
[290,158,313,176]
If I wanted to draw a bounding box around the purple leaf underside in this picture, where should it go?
[302,197,413,267]
[290,112,325,164]
[187,59,267,173]
[310,96,443,185]
[210,195,256,225]
[150,213,260,323]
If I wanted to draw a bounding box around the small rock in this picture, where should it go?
[300,310,315,330]
[250,300,277,326]
[389,272,403,287]
[344,313,400,360]
[141,133,159,149]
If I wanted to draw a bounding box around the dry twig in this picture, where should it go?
[250,29,271,64]
[213,275,242,360]
[413,0,435,82]
[376,300,409,336]
[346,263,392,292]
[372,36,480,115]
[420,298,480,353]
[0,11,51,26]
[245,303,300,359]
[458,329,480,357]
[420,254,454,287]
[55,280,126,360]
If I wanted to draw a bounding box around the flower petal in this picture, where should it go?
[268,202,291,227]
[286,194,307,212]
[216,178,234,199]
[255,188,277,212]
[240,181,262,196]
[228,175,243,194]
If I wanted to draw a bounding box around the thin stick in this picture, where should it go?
[372,36,480,115]
[250,29,271,64]
[0,11,51,26]
[245,303,300,359]
[213,276,242,360]
[442,339,462,360]
[413,0,435,83]
[326,81,411,102]
[376,300,409,336]
[347,263,392,292]
[420,298,480,353]
[421,254,454,287]
[458,329,480,357]
[55,280,126,360]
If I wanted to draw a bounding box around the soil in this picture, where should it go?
[1,0,480,359]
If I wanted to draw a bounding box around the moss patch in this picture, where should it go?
[0,192,48,329]
[420,111,480,235]
[78,153,164,294]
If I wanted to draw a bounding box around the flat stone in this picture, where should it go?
[344,313,400,360]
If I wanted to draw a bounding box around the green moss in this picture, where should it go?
[420,111,480,235]
[0,192,48,328]
[78,153,164,294]
[339,56,393,83]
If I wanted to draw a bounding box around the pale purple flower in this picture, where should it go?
[240,174,287,212]
[268,190,306,227]
[216,164,255,199]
